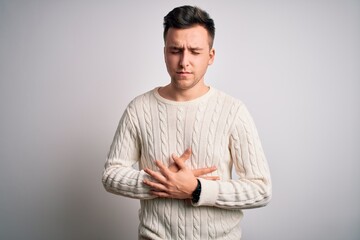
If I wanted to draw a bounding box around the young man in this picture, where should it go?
[102,5,271,240]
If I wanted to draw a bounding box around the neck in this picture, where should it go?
[159,82,210,102]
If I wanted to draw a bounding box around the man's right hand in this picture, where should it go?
[168,148,219,180]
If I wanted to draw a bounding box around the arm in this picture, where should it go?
[102,106,155,199]
[195,104,272,209]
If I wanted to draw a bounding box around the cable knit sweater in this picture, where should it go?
[102,87,272,240]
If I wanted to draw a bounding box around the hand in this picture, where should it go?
[168,148,220,180]
[143,148,218,199]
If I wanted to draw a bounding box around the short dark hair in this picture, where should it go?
[163,5,215,48]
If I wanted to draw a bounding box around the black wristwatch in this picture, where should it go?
[191,179,202,204]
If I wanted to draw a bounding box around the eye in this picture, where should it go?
[190,49,202,55]
[169,47,182,54]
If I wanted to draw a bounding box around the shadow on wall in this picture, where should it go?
[0,126,140,240]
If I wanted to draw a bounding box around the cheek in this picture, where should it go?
[166,55,178,66]
[196,58,210,71]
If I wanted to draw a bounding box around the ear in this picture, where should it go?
[208,48,215,65]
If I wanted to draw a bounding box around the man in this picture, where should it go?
[102,5,271,240]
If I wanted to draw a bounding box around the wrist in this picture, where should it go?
[191,179,201,203]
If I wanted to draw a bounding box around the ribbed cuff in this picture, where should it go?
[192,178,219,206]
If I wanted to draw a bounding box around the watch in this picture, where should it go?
[191,179,201,204]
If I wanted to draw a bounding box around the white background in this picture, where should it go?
[0,0,359,239]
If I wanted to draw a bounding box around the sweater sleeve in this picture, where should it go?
[102,105,155,199]
[193,103,272,209]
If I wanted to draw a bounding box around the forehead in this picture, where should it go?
[165,25,210,49]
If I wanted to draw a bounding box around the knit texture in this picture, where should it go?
[102,87,272,240]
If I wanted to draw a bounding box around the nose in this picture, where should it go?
[180,51,190,68]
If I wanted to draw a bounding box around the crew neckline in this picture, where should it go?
[153,86,215,105]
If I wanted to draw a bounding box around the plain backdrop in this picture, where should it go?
[1,0,359,239]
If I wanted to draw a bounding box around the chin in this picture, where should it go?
[172,80,195,90]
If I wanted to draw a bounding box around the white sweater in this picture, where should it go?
[102,87,272,240]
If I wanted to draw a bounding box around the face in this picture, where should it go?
[164,25,215,91]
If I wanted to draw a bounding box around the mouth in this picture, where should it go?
[176,71,191,75]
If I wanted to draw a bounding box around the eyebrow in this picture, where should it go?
[168,46,204,51]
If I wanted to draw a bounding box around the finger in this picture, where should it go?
[144,168,167,184]
[154,160,171,179]
[179,148,192,161]
[172,148,192,166]
[192,166,217,177]
[172,154,187,170]
[199,176,220,180]
[150,191,171,198]
[143,179,168,192]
